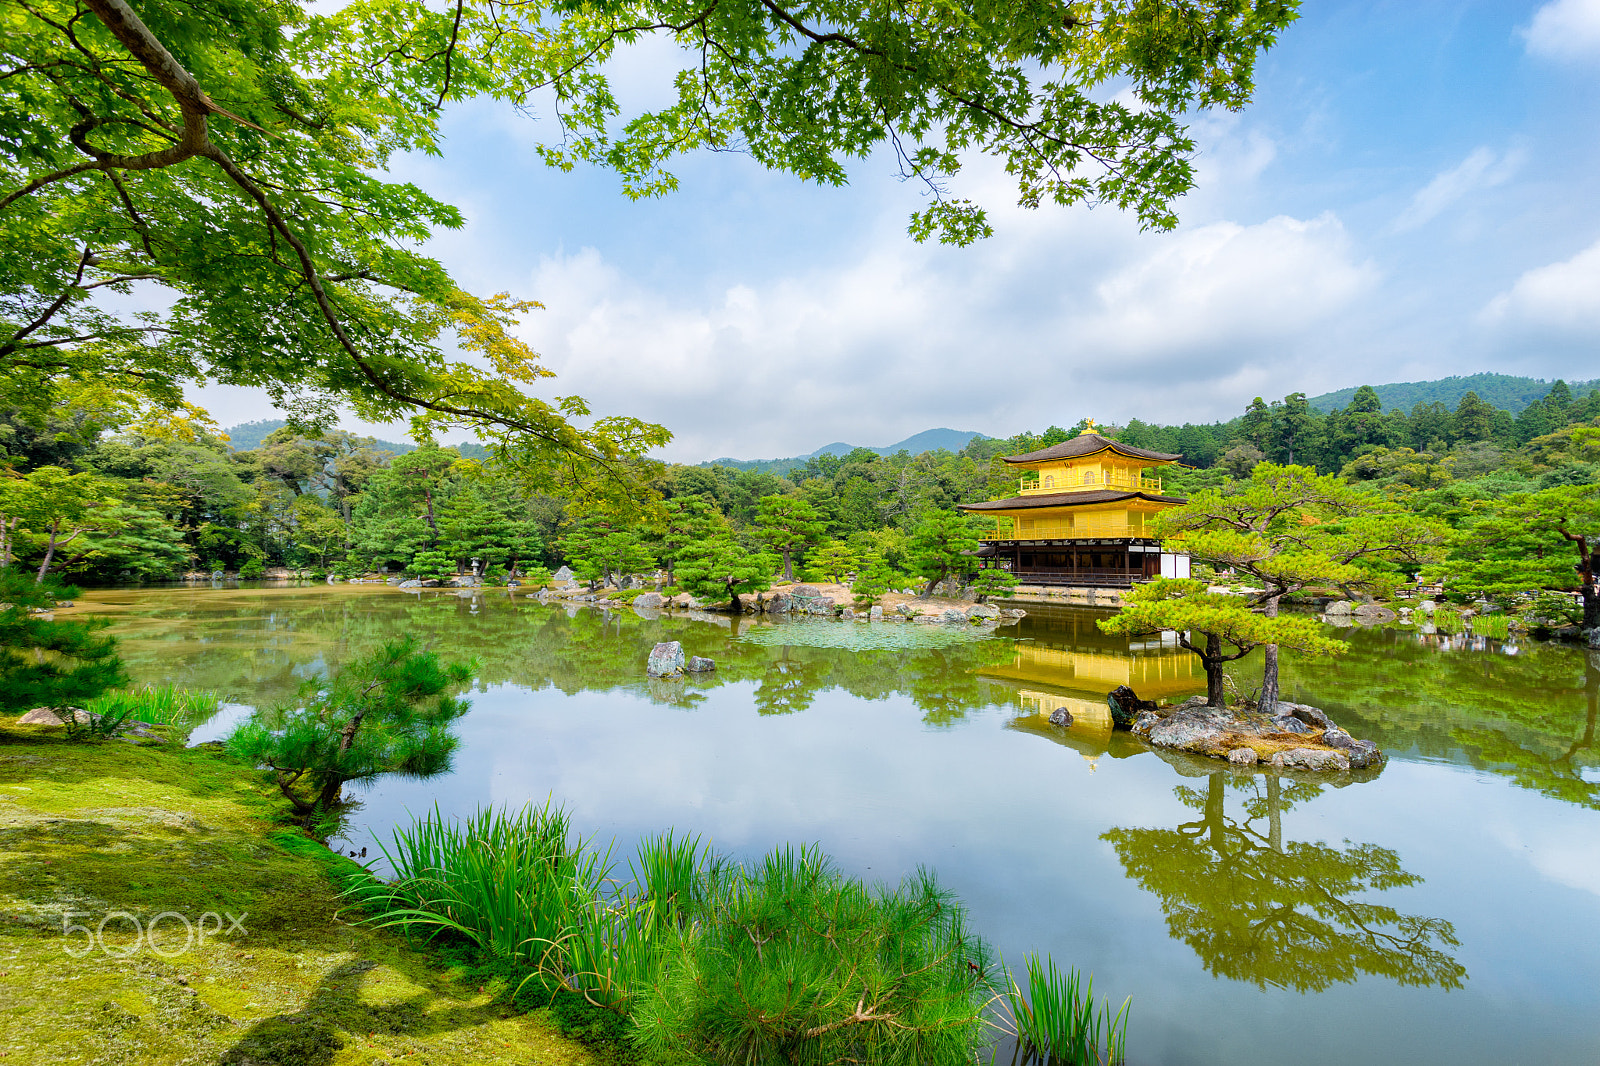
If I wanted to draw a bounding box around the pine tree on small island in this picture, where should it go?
[755,494,825,582]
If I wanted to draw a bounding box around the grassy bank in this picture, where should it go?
[0,721,606,1066]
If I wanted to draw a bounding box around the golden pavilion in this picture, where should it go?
[958,423,1190,587]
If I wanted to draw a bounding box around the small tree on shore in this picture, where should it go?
[850,553,895,607]
[908,511,979,599]
[1099,579,1345,708]
[971,568,1020,603]
[810,539,860,584]
[227,638,471,822]
[675,535,776,612]
[648,497,726,587]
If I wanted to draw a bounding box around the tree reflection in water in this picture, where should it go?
[1451,650,1600,811]
[1104,773,1466,993]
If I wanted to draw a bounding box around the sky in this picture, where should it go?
[194,0,1600,463]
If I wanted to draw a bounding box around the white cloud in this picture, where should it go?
[518,209,1377,462]
[1393,146,1524,232]
[1482,236,1600,333]
[1522,0,1600,61]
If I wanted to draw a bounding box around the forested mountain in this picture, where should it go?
[222,420,488,459]
[1309,374,1600,416]
[701,428,987,473]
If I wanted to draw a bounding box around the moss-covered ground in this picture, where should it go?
[0,721,606,1066]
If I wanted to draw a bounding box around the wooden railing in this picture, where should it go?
[1018,473,1162,495]
[982,524,1150,541]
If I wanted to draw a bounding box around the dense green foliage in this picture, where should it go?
[0,571,127,714]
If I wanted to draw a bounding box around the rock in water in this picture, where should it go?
[1106,685,1158,730]
[1269,748,1351,772]
[633,592,664,608]
[868,606,883,621]
[647,641,686,678]
[940,608,966,624]
[686,656,716,673]
[1047,707,1073,727]
[1324,599,1355,616]
[766,593,791,615]
[1227,747,1258,766]
[966,603,1000,621]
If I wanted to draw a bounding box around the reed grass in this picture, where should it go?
[1469,614,1511,639]
[1001,954,1129,1065]
[1431,608,1464,634]
[351,805,1127,1066]
[84,684,220,727]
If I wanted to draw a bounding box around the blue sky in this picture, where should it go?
[198,0,1600,462]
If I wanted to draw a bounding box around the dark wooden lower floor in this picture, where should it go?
[974,539,1178,588]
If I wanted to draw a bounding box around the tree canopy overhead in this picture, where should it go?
[3,0,1298,502]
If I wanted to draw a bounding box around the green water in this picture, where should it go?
[75,584,1600,1065]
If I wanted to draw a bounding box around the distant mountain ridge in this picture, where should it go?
[700,428,988,473]
[1309,373,1600,416]
[220,419,488,457]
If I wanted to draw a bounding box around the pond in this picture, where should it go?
[77,584,1600,1066]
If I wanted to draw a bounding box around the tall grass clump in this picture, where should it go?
[632,845,998,1066]
[1432,608,1464,634]
[352,806,1125,1066]
[84,683,220,727]
[1001,953,1128,1065]
[1469,614,1511,639]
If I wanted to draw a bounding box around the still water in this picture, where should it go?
[78,585,1600,1065]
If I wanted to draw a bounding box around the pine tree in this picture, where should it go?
[227,638,471,821]
[908,511,979,599]
[0,572,128,715]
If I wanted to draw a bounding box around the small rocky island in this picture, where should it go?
[1104,686,1383,772]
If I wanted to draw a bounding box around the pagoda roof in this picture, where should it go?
[1002,433,1180,465]
[958,489,1188,511]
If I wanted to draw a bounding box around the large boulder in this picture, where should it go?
[1279,702,1332,731]
[634,592,664,609]
[1353,604,1398,624]
[1324,599,1355,616]
[966,603,1000,621]
[647,641,686,678]
[791,585,820,598]
[766,593,792,615]
[940,608,967,624]
[1269,714,1314,735]
[868,606,884,622]
[1105,685,1159,730]
[1144,706,1234,754]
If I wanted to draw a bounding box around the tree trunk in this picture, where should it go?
[919,570,944,599]
[1582,582,1599,630]
[1267,773,1283,854]
[1259,593,1282,714]
[728,582,742,613]
[1204,633,1227,708]
[782,548,794,582]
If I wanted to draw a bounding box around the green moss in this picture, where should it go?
[0,721,609,1066]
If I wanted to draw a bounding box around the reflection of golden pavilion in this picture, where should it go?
[984,635,1205,755]
[981,636,1205,701]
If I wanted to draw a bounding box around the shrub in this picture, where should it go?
[0,572,127,717]
[239,558,266,579]
[227,638,471,819]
